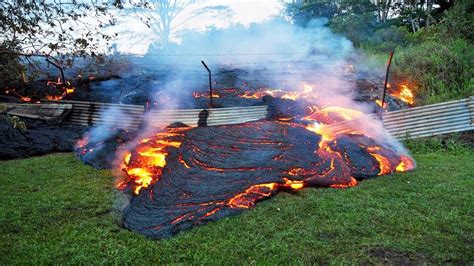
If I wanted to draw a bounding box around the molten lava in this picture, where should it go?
[192,92,221,98]
[238,82,318,101]
[117,130,184,194]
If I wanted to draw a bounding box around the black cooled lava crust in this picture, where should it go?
[121,121,403,239]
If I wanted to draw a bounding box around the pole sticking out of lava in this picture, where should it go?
[381,51,394,110]
[201,60,213,108]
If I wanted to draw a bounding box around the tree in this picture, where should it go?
[0,1,119,86]
[132,0,200,50]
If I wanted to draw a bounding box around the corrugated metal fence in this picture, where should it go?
[382,96,474,139]
[50,96,473,138]
[51,100,268,129]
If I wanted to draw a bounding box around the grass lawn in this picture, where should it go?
[0,147,473,264]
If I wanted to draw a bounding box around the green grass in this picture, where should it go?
[0,149,473,264]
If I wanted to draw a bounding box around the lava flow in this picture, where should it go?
[73,80,415,239]
[111,103,414,238]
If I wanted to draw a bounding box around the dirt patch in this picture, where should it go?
[368,247,432,265]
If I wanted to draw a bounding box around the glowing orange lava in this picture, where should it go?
[228,183,278,209]
[367,147,392,176]
[396,155,416,172]
[238,82,318,101]
[303,106,363,124]
[192,92,221,98]
[119,130,185,194]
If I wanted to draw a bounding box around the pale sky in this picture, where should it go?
[107,0,284,54]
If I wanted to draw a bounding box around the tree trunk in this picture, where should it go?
[425,0,432,28]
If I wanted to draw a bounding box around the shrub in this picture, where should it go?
[6,115,27,132]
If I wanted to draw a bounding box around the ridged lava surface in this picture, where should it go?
[121,121,408,239]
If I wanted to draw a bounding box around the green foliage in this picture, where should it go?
[421,0,474,42]
[0,152,473,264]
[330,12,377,47]
[393,38,473,104]
[325,0,473,104]
[366,26,412,52]
[403,134,472,155]
[390,2,474,104]
[286,0,472,105]
[6,115,27,132]
[0,1,118,87]
[0,42,25,85]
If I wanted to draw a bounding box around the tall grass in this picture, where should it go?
[392,38,473,104]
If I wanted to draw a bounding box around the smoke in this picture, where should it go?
[141,17,399,146]
[131,18,359,110]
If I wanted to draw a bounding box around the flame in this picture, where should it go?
[281,93,298,101]
[390,84,415,105]
[4,89,33,102]
[76,135,90,148]
[66,87,75,94]
[330,177,358,188]
[238,91,267,99]
[45,78,76,101]
[302,104,414,180]
[46,95,64,101]
[110,80,416,206]
[375,100,387,108]
[368,150,392,175]
[124,152,131,164]
[306,122,334,142]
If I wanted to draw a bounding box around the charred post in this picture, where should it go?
[201,60,213,108]
[381,51,394,110]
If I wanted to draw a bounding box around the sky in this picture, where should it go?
[107,0,284,54]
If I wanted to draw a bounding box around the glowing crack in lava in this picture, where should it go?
[115,113,414,238]
[192,92,221,98]
[238,82,318,101]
